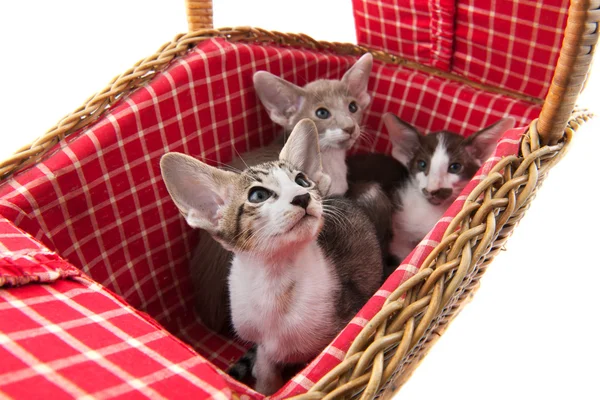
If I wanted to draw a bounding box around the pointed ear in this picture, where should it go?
[342,53,373,108]
[383,113,422,166]
[253,71,305,127]
[280,119,332,195]
[465,117,516,165]
[160,153,237,233]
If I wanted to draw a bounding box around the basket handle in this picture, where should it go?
[185,0,213,31]
[536,0,599,145]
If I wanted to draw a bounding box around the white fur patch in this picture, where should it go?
[321,149,348,195]
[273,168,309,203]
[423,135,460,193]
[390,181,447,261]
[321,128,350,149]
[229,241,339,391]
[255,168,322,241]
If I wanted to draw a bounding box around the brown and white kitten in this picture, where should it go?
[161,120,383,395]
[348,113,515,266]
[192,54,374,333]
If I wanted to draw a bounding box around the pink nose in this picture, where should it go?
[343,126,355,135]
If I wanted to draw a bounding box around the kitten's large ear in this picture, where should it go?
[342,53,373,108]
[465,117,516,165]
[253,71,305,127]
[383,113,422,166]
[160,153,237,233]
[280,119,332,195]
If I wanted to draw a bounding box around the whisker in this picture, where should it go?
[323,211,350,232]
[232,146,250,170]
[238,223,272,251]
[199,157,244,174]
[358,131,376,146]
[322,204,352,229]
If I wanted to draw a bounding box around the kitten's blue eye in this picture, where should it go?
[348,101,358,113]
[295,173,311,188]
[417,160,427,171]
[315,108,331,119]
[248,187,272,203]
[448,163,463,174]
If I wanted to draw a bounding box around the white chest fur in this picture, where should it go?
[390,182,447,261]
[228,242,339,363]
[321,149,348,195]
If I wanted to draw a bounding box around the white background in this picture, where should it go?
[1,1,598,399]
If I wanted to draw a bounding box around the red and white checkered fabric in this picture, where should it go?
[352,0,569,98]
[0,217,251,398]
[0,277,255,399]
[0,35,538,398]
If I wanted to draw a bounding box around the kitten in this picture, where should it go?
[348,113,515,266]
[192,54,374,333]
[160,119,383,395]
[239,52,374,193]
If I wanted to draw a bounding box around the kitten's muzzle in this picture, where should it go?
[291,193,311,209]
[422,188,453,205]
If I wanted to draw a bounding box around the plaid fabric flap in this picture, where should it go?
[0,216,80,288]
[0,275,254,399]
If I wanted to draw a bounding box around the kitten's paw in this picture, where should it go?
[255,376,284,396]
[253,358,284,395]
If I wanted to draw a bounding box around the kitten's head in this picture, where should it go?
[160,119,330,256]
[253,53,373,151]
[384,113,515,206]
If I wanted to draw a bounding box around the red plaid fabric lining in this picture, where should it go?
[0,276,253,399]
[352,0,569,98]
[0,37,539,398]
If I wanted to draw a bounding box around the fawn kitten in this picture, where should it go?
[161,120,383,395]
[192,54,374,333]
[348,113,515,266]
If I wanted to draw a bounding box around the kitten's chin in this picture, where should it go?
[286,214,321,238]
[424,194,458,207]
[426,197,445,206]
[338,138,357,150]
[321,127,360,150]
[274,214,322,249]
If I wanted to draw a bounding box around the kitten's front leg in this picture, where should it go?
[253,345,284,395]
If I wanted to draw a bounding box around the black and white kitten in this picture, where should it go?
[348,113,515,267]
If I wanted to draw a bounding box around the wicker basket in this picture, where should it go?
[0,0,597,399]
